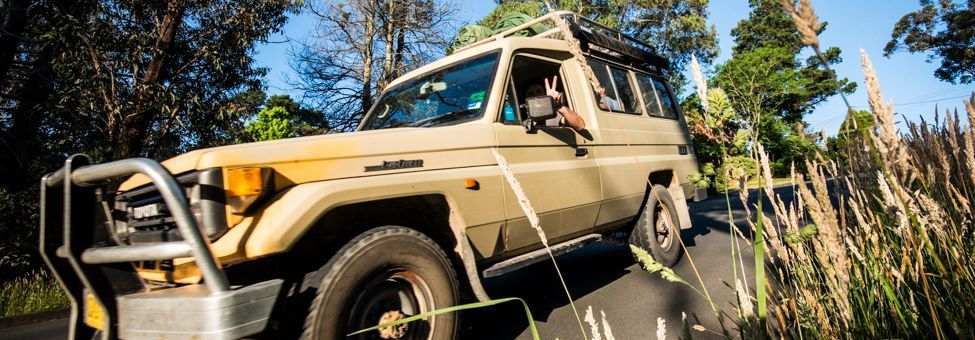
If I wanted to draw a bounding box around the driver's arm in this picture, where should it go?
[558,104,586,131]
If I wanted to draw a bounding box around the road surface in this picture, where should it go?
[1,186,793,340]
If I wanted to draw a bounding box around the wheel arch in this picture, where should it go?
[641,169,692,230]
[286,193,491,302]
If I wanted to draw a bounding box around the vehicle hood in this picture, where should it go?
[119,124,497,191]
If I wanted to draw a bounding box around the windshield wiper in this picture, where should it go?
[410,109,477,128]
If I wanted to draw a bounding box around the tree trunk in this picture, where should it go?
[379,0,397,89]
[111,0,184,160]
[359,1,376,115]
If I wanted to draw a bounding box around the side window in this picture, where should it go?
[503,54,570,127]
[635,74,664,117]
[609,67,640,114]
[652,79,678,119]
[587,60,640,115]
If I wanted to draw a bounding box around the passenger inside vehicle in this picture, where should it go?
[501,55,584,131]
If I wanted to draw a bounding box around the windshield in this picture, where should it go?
[360,52,500,130]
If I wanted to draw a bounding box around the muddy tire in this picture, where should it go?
[629,184,683,267]
[301,226,459,340]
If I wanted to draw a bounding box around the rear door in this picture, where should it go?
[584,60,694,227]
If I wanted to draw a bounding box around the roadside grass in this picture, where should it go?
[743,176,790,189]
[695,1,975,337]
[723,177,792,192]
[0,270,69,319]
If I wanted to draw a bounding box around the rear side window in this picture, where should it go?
[635,73,679,119]
[609,67,640,114]
[635,74,664,117]
[652,78,678,119]
[587,60,641,115]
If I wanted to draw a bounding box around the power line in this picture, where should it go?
[850,94,972,108]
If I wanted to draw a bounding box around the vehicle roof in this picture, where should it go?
[386,36,572,89]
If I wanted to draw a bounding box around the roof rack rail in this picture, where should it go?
[454,10,670,70]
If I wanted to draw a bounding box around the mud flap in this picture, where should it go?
[668,186,693,229]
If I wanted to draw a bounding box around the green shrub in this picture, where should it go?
[715,156,757,191]
[0,188,41,281]
[0,270,69,319]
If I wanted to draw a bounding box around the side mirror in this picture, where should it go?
[525,96,558,122]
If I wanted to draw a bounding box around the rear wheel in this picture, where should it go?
[629,184,683,267]
[301,226,458,340]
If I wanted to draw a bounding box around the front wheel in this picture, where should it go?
[629,184,683,267]
[301,226,459,340]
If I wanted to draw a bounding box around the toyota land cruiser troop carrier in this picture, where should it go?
[39,11,703,339]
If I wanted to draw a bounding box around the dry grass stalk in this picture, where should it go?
[543,1,601,94]
[780,0,821,48]
[861,49,912,173]
[691,54,709,112]
[490,147,589,339]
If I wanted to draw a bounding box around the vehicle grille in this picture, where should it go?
[113,168,227,245]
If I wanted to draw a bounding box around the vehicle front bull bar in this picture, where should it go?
[39,154,280,340]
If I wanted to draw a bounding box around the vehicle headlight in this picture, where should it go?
[225,167,274,214]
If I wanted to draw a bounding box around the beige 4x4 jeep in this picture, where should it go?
[38,11,703,339]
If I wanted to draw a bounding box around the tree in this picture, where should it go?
[293,0,458,132]
[483,0,719,92]
[0,0,294,278]
[56,0,295,160]
[244,106,296,142]
[724,0,856,123]
[477,0,544,28]
[826,109,874,162]
[885,0,975,84]
[711,0,855,173]
[266,94,329,135]
[604,0,720,81]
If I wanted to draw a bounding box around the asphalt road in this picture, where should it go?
[1,186,793,340]
[458,186,781,339]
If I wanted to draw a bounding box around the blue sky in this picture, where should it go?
[254,0,973,135]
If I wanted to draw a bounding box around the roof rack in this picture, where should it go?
[454,10,670,70]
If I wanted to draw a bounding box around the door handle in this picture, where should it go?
[575,148,589,157]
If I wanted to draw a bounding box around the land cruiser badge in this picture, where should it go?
[364,159,424,172]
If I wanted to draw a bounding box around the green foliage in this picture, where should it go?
[756,116,821,176]
[604,0,720,72]
[782,224,818,245]
[721,0,856,124]
[730,0,805,54]
[0,188,40,281]
[826,109,874,162]
[0,1,294,279]
[476,1,544,28]
[244,106,296,142]
[688,162,716,190]
[0,270,70,318]
[715,156,757,192]
[683,88,745,165]
[683,1,852,185]
[885,1,975,84]
[484,0,718,82]
[266,95,328,135]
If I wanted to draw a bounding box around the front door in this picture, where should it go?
[493,53,601,253]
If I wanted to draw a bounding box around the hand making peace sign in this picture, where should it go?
[544,76,562,103]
